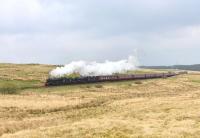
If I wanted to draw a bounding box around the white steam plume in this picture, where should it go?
[50,55,139,77]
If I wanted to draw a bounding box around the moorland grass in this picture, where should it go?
[0,64,200,138]
[0,82,19,94]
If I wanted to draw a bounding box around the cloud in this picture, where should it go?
[0,0,200,65]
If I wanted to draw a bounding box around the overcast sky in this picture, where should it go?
[0,0,200,65]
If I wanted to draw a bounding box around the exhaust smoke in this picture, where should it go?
[50,56,139,78]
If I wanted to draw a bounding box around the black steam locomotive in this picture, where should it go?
[45,71,187,86]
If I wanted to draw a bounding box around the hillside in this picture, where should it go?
[141,64,200,71]
[0,64,200,138]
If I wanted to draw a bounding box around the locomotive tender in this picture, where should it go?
[45,71,187,86]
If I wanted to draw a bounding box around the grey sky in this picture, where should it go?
[0,0,200,65]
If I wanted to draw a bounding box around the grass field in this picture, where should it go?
[0,63,200,138]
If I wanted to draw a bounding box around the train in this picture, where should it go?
[45,71,187,86]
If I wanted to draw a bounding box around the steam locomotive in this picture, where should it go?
[45,71,187,86]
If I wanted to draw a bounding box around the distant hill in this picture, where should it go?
[140,64,200,71]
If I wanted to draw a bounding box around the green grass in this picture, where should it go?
[0,82,19,94]
[126,69,171,74]
[0,79,42,94]
[191,80,200,83]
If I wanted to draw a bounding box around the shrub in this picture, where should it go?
[0,82,19,94]
[134,81,142,85]
[95,84,103,88]
[86,85,91,88]
[64,73,80,79]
